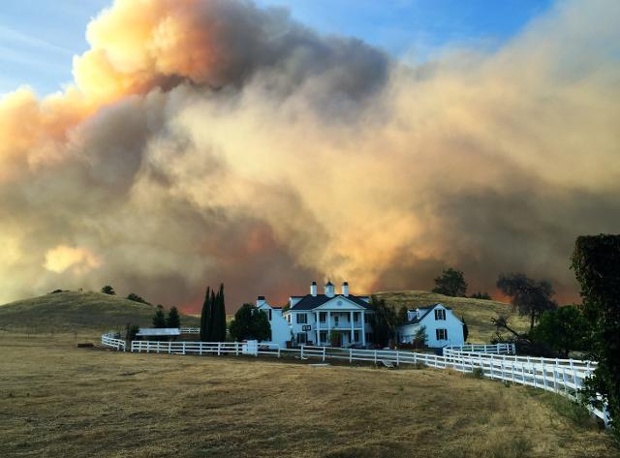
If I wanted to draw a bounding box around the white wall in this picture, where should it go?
[397,305,464,348]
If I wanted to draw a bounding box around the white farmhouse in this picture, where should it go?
[396,303,465,348]
[255,296,291,346]
[285,281,372,347]
[258,281,372,348]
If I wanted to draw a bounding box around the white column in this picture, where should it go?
[361,311,366,346]
[350,311,354,344]
[316,312,320,345]
[327,311,332,340]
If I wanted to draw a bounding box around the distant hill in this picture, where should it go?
[375,290,530,344]
[1,289,528,344]
[0,291,200,333]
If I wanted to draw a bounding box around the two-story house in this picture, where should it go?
[257,281,372,348]
[396,303,465,348]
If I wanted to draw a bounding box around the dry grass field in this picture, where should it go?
[0,332,616,458]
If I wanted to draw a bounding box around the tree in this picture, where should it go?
[461,315,469,342]
[212,284,227,342]
[496,273,557,333]
[572,234,620,435]
[127,293,151,305]
[531,306,589,358]
[229,303,271,341]
[200,286,211,341]
[398,304,409,325]
[152,305,167,328]
[432,268,468,297]
[101,285,115,295]
[166,306,181,329]
[470,291,492,300]
[367,296,398,347]
[199,284,227,341]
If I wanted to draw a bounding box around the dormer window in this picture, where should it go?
[434,309,446,320]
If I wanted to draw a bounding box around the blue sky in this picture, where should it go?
[0,0,553,96]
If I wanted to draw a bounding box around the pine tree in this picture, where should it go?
[152,305,167,328]
[166,306,181,329]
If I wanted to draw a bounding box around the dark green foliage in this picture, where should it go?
[470,291,492,300]
[496,273,557,333]
[367,296,398,347]
[572,234,620,434]
[398,304,409,325]
[199,283,227,341]
[432,268,468,297]
[125,323,140,341]
[212,284,227,342]
[229,303,271,341]
[200,286,211,341]
[166,306,181,329]
[127,293,151,305]
[462,315,469,342]
[531,306,589,358]
[152,305,167,328]
[101,285,116,295]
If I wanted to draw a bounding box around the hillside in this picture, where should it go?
[376,290,530,344]
[0,291,200,333]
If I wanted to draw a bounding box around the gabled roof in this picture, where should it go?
[406,303,452,324]
[288,294,370,311]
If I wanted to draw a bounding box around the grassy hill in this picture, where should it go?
[376,290,530,344]
[0,291,200,333]
[1,289,528,343]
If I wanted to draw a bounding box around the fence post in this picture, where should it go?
[217,342,221,356]
[322,347,326,362]
[349,349,352,364]
[396,350,400,367]
[301,345,304,360]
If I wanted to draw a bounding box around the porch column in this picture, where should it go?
[350,311,354,344]
[315,312,320,345]
[327,311,332,344]
[361,311,366,346]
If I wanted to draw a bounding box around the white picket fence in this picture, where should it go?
[100,333,610,426]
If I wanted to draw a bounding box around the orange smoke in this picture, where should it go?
[0,0,618,310]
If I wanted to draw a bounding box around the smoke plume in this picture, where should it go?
[1,0,618,310]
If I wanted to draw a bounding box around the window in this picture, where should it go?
[297,332,307,344]
[265,309,272,321]
[353,312,360,323]
[436,329,448,340]
[319,331,328,344]
[319,312,326,323]
[296,313,307,324]
[353,330,360,342]
[434,309,446,321]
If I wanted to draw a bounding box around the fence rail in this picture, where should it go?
[100,333,610,426]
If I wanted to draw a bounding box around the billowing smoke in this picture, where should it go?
[1,0,618,310]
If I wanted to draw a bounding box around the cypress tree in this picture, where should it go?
[215,283,227,341]
[200,286,210,341]
[206,289,216,341]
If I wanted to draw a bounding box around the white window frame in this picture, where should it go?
[434,309,446,321]
[436,328,448,340]
[296,313,307,324]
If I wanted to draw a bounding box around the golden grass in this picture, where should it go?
[0,332,616,458]
[376,290,531,344]
[0,291,200,333]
